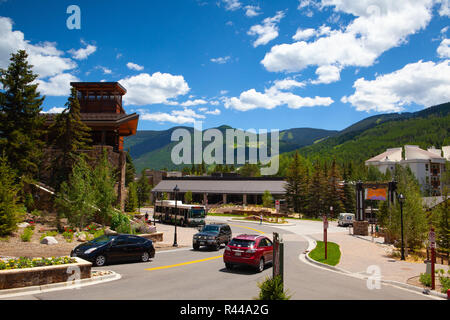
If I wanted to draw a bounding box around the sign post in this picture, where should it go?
[275,200,280,213]
[429,228,436,290]
[323,215,328,260]
[273,232,284,288]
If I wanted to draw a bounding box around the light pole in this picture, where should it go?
[398,193,406,260]
[173,185,179,247]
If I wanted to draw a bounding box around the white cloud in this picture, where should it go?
[180,99,208,107]
[245,5,262,17]
[204,108,221,115]
[311,65,341,84]
[262,1,434,77]
[222,0,241,11]
[126,62,144,71]
[292,28,316,41]
[220,90,229,95]
[224,80,333,111]
[342,59,450,112]
[0,17,77,79]
[437,39,450,58]
[68,43,96,60]
[437,0,450,16]
[36,73,79,96]
[210,56,231,64]
[119,72,190,105]
[40,107,66,114]
[140,108,204,124]
[96,66,112,74]
[247,11,286,47]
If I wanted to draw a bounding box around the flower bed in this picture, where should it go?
[0,257,91,290]
[0,256,77,270]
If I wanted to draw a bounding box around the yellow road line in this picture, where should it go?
[229,223,265,234]
[145,255,222,271]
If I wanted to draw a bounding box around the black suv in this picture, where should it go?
[193,223,232,250]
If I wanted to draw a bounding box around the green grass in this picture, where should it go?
[309,241,341,266]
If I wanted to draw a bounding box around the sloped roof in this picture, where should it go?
[152,179,287,195]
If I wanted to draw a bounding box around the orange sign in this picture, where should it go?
[365,188,387,201]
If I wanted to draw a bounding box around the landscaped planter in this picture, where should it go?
[138,232,163,242]
[0,257,91,290]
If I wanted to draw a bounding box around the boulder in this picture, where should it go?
[77,233,87,242]
[17,222,30,228]
[41,236,58,245]
[104,227,118,235]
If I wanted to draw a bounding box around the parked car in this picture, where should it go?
[193,223,232,250]
[223,234,273,273]
[70,234,155,266]
[338,213,355,227]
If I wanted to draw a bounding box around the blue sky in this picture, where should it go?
[0,0,449,131]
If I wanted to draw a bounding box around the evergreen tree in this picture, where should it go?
[284,152,308,214]
[307,161,327,218]
[0,50,45,180]
[184,190,193,204]
[125,181,139,212]
[0,154,22,236]
[433,162,449,260]
[49,87,92,190]
[137,169,152,209]
[92,149,117,225]
[326,158,344,218]
[262,190,273,208]
[55,157,96,230]
[125,150,136,187]
[342,163,356,213]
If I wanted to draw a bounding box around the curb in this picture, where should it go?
[301,235,446,300]
[0,270,121,299]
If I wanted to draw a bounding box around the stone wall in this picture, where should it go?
[138,232,164,242]
[0,257,91,290]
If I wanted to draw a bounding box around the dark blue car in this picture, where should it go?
[71,234,155,266]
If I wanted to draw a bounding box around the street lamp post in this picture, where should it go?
[173,185,179,247]
[398,193,406,261]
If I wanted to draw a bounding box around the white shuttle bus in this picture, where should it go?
[154,200,207,226]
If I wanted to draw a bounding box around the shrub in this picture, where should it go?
[0,256,76,270]
[20,227,33,242]
[256,275,291,300]
[438,269,450,294]
[419,273,432,287]
[93,228,105,238]
[116,221,133,234]
[62,231,74,242]
[111,211,130,231]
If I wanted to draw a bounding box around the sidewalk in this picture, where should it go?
[309,231,449,286]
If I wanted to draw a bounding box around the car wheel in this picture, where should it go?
[257,258,264,273]
[225,263,233,270]
[141,251,150,262]
[95,255,107,267]
[193,243,200,250]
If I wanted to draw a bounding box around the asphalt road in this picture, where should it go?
[5,221,436,300]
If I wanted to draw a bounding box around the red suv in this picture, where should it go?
[223,234,273,272]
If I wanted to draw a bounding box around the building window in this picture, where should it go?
[425,164,429,171]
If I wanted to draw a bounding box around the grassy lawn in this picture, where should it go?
[309,241,341,266]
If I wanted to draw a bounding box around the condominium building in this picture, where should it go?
[365,145,449,195]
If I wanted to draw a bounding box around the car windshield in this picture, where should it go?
[88,235,115,244]
[229,239,255,248]
[191,208,205,218]
[202,225,219,232]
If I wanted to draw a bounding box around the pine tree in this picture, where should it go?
[184,190,193,204]
[49,87,92,190]
[284,152,308,214]
[125,150,136,187]
[342,163,356,213]
[137,169,152,209]
[92,149,117,225]
[0,50,45,179]
[55,157,96,230]
[326,158,344,218]
[125,181,139,212]
[0,154,22,236]
[262,190,273,208]
[307,161,327,218]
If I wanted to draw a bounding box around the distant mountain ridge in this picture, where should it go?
[124,102,450,172]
